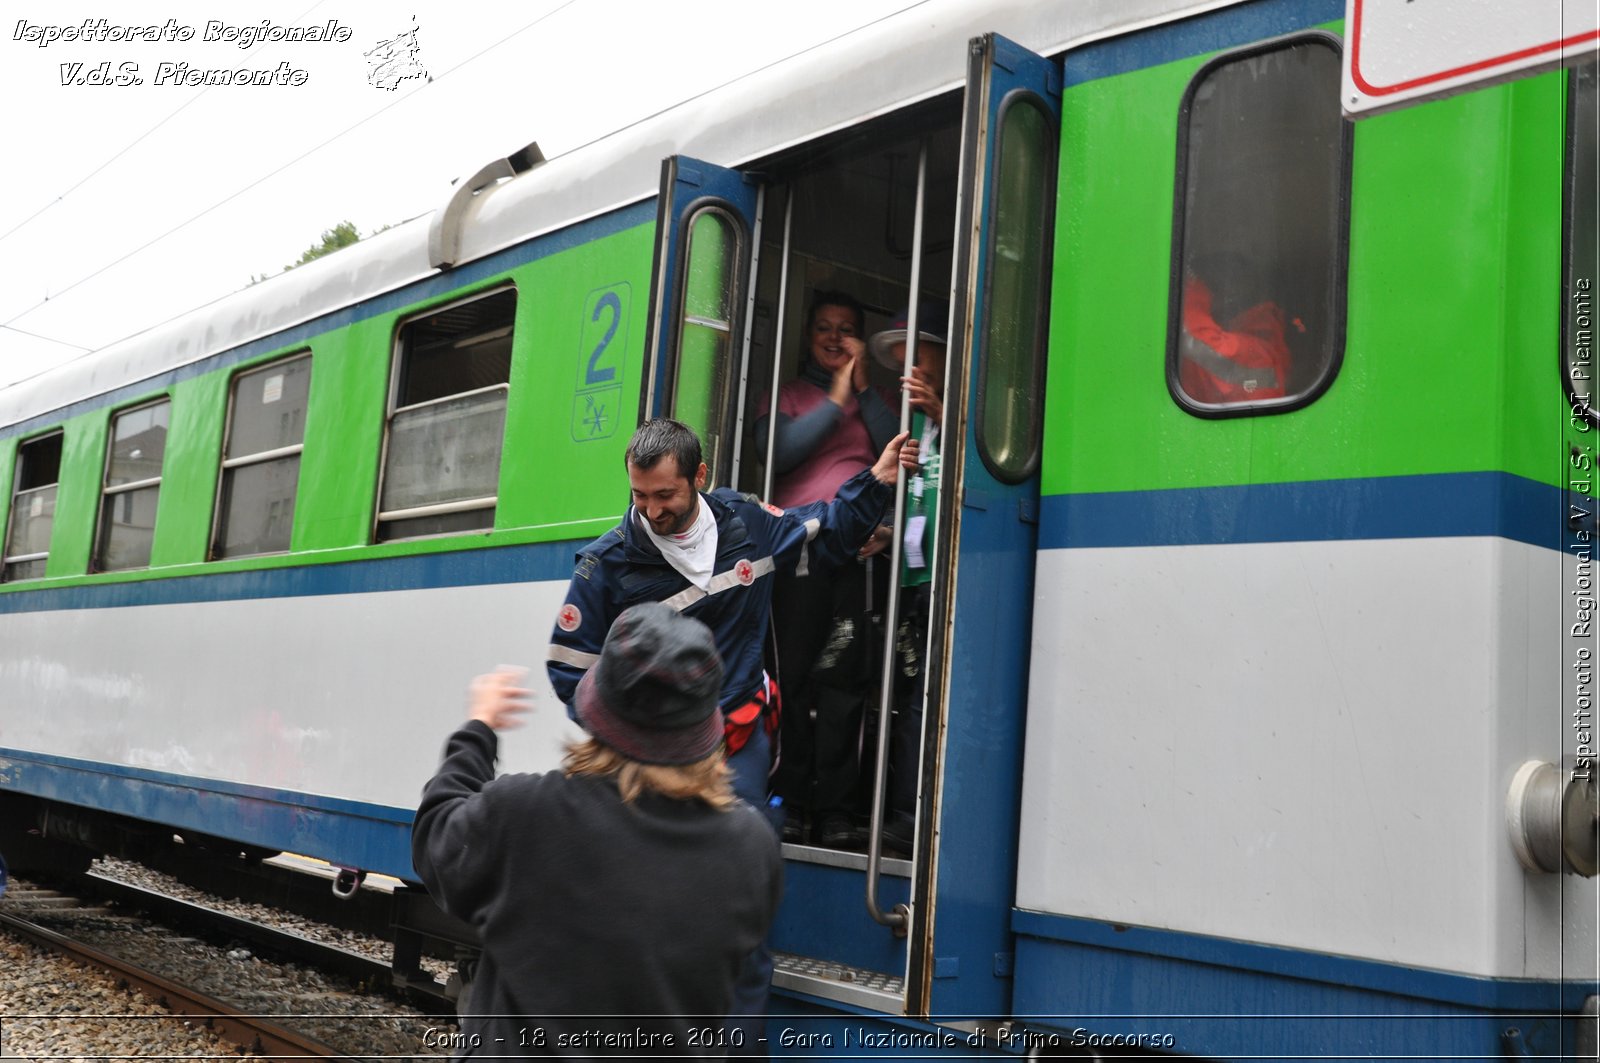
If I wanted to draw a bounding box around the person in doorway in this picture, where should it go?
[412,604,782,1056]
[868,301,949,855]
[759,290,900,508]
[544,417,916,1045]
[753,291,899,849]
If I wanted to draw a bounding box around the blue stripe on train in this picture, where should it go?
[0,748,418,880]
[1013,908,1593,1011]
[0,536,585,614]
[1011,910,1591,1058]
[2,472,1566,614]
[1039,471,1567,551]
[1064,0,1346,88]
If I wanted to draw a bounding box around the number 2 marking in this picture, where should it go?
[585,291,622,385]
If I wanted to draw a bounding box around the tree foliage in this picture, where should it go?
[250,220,389,285]
[289,220,362,269]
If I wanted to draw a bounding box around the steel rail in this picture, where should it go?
[0,908,351,1061]
[75,871,452,1011]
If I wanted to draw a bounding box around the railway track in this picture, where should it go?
[0,897,344,1060]
[76,869,455,1011]
[0,876,454,1059]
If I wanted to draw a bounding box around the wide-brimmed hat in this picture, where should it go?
[574,603,725,766]
[869,299,950,369]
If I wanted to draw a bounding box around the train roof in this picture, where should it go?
[0,0,1231,431]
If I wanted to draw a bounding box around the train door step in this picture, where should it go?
[772,950,904,1011]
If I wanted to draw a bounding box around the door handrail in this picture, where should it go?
[865,141,930,931]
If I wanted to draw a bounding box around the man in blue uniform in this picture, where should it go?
[545,417,913,1042]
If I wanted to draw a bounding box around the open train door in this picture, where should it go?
[640,156,764,486]
[904,32,1060,1022]
[765,32,1060,1029]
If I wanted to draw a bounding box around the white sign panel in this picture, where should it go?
[1343,0,1600,118]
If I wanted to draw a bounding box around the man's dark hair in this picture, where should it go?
[804,289,865,338]
[626,419,703,480]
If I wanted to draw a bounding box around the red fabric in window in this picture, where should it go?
[1180,276,1293,404]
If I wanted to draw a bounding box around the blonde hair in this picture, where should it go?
[563,739,736,810]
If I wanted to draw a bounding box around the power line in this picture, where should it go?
[0,323,93,352]
[2,0,930,336]
[2,0,580,330]
[558,0,933,162]
[0,1,328,250]
[0,95,209,248]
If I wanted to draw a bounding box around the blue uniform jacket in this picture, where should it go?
[546,468,891,713]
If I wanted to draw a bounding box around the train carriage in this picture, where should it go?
[2,0,1596,1057]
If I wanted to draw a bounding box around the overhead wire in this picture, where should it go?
[1,0,929,369]
[555,0,933,162]
[0,324,92,352]
[1,0,581,336]
[0,0,328,249]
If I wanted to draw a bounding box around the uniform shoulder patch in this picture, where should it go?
[557,603,582,632]
[761,501,784,517]
[575,553,599,581]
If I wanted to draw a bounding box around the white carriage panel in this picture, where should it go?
[1515,539,1600,979]
[1016,536,1590,980]
[0,578,580,810]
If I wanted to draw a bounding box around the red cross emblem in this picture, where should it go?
[734,559,754,586]
[761,502,785,517]
[557,604,582,631]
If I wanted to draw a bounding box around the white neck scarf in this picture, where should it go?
[638,494,719,590]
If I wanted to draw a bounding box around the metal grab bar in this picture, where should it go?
[865,141,928,930]
[761,195,794,502]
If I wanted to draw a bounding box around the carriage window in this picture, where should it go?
[1169,36,1349,415]
[672,207,741,486]
[213,353,312,558]
[1567,61,1597,419]
[97,400,170,572]
[977,93,1055,483]
[3,432,63,582]
[376,288,514,541]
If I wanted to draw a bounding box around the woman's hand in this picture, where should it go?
[903,367,943,426]
[468,667,533,731]
[827,336,870,406]
[846,336,870,392]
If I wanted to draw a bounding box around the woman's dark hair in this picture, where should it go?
[803,289,865,339]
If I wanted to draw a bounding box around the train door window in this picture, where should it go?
[96,400,171,572]
[977,94,1056,483]
[671,208,740,484]
[1566,60,1598,419]
[1169,35,1350,416]
[376,288,514,541]
[3,431,63,582]
[213,353,312,559]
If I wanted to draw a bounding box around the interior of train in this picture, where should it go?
[725,103,963,856]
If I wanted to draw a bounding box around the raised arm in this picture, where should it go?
[755,401,846,475]
[856,386,900,453]
[411,717,505,925]
[757,432,917,575]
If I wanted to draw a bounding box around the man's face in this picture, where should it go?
[628,456,708,536]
